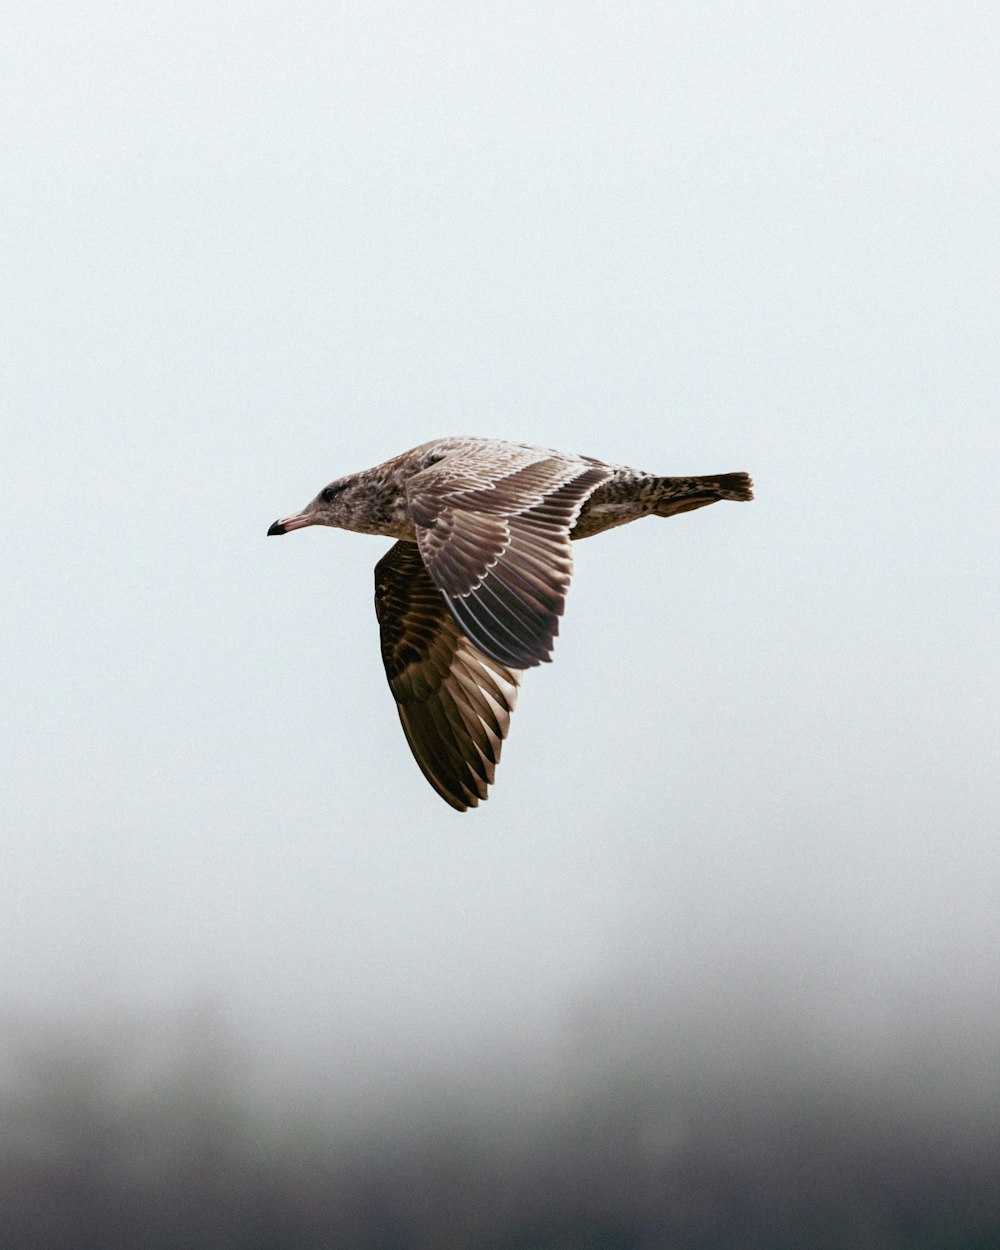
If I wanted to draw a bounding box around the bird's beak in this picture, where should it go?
[267,512,314,536]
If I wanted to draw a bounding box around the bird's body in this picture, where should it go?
[268,437,752,810]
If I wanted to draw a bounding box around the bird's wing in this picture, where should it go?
[405,448,612,669]
[375,540,521,811]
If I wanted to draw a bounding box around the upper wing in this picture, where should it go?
[406,449,612,670]
[374,540,521,811]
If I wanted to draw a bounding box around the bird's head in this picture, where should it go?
[267,478,357,536]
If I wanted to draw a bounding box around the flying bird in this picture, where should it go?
[268,437,752,810]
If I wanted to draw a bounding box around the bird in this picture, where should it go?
[268,437,753,811]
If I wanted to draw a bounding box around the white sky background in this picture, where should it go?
[3,2,999,1098]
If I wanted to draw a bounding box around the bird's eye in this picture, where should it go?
[321,485,342,503]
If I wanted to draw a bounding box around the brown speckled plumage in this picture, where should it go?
[268,437,753,811]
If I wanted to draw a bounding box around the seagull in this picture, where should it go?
[268,437,752,811]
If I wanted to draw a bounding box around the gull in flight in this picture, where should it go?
[268,437,753,810]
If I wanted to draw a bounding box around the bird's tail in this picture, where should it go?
[652,472,754,518]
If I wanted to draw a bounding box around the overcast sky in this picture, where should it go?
[3,1,998,1099]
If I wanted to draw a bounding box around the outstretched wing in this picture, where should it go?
[375,540,521,811]
[406,449,611,669]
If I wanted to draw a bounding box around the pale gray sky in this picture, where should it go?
[3,1,998,1098]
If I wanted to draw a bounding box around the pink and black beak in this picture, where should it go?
[267,512,315,536]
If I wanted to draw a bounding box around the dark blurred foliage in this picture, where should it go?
[1,1005,998,1250]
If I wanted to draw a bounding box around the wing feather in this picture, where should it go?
[374,541,521,811]
[407,451,611,668]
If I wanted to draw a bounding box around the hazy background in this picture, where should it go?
[3,2,999,1244]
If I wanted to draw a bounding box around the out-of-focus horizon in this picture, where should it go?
[3,2,999,1243]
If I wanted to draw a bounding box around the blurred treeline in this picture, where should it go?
[1,1006,998,1250]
